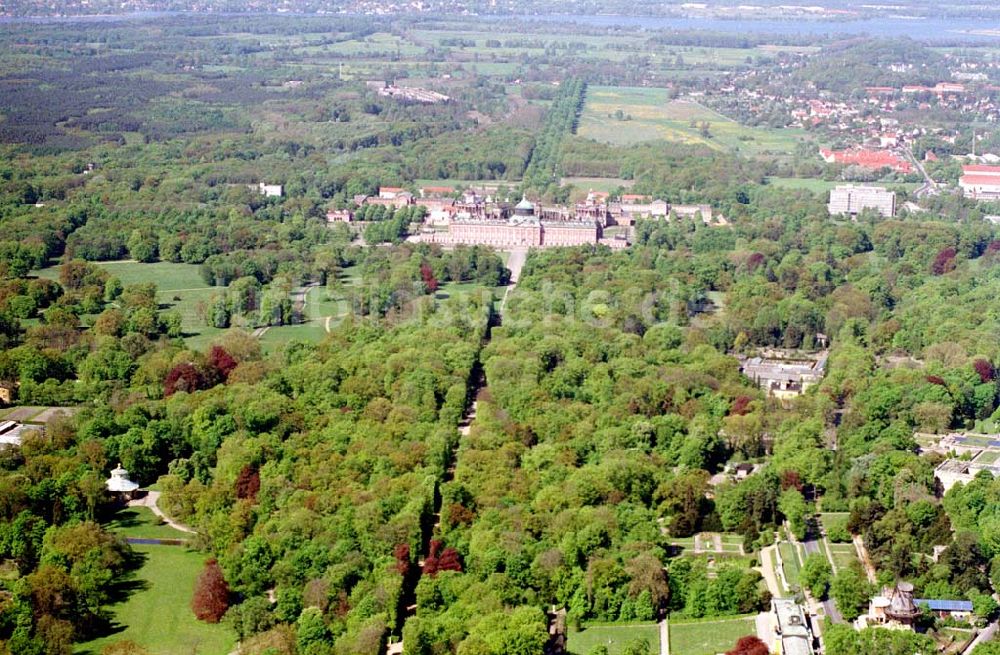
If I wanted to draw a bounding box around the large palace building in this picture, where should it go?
[422,198,626,249]
[350,187,723,250]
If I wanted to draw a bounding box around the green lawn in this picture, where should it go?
[567,623,660,655]
[765,547,786,594]
[33,260,369,353]
[560,176,635,193]
[414,178,519,188]
[74,506,229,654]
[578,86,807,156]
[778,542,802,589]
[819,513,851,543]
[75,546,234,655]
[102,506,189,541]
[669,616,757,655]
[957,434,996,447]
[36,260,208,290]
[828,544,860,571]
[976,450,1000,464]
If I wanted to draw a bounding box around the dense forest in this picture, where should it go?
[2,10,1000,655]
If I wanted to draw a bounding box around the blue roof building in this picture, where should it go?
[914,599,974,613]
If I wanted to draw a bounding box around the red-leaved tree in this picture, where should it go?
[726,635,769,655]
[780,470,803,491]
[931,247,957,275]
[207,345,238,382]
[394,543,411,576]
[423,540,462,577]
[973,358,996,383]
[730,395,752,416]
[420,262,439,293]
[746,252,766,272]
[191,558,229,623]
[235,465,260,501]
[926,375,946,386]
[164,362,203,396]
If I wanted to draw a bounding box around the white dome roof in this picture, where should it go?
[106,463,140,493]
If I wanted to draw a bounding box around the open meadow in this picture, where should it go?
[76,508,235,655]
[578,86,807,156]
[36,260,226,351]
[669,615,758,655]
[567,623,660,655]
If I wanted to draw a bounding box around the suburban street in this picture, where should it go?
[903,146,940,198]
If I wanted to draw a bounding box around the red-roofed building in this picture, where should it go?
[960,165,1000,200]
[819,148,912,174]
[962,165,1000,175]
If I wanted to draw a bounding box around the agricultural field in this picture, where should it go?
[566,623,660,655]
[578,86,807,156]
[325,32,427,57]
[76,509,233,655]
[669,616,757,655]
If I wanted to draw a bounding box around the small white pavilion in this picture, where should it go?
[106,463,140,500]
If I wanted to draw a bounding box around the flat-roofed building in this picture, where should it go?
[960,165,1000,200]
[828,185,895,218]
[935,451,1000,492]
[772,599,814,655]
[740,350,828,399]
[257,183,283,197]
[0,420,31,448]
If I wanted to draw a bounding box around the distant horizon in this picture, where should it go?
[4,10,1000,44]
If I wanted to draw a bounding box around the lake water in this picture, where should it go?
[517,14,1000,43]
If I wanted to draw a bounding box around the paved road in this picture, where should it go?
[802,538,844,624]
[903,146,939,198]
[499,247,527,317]
[962,620,998,655]
[757,544,783,598]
